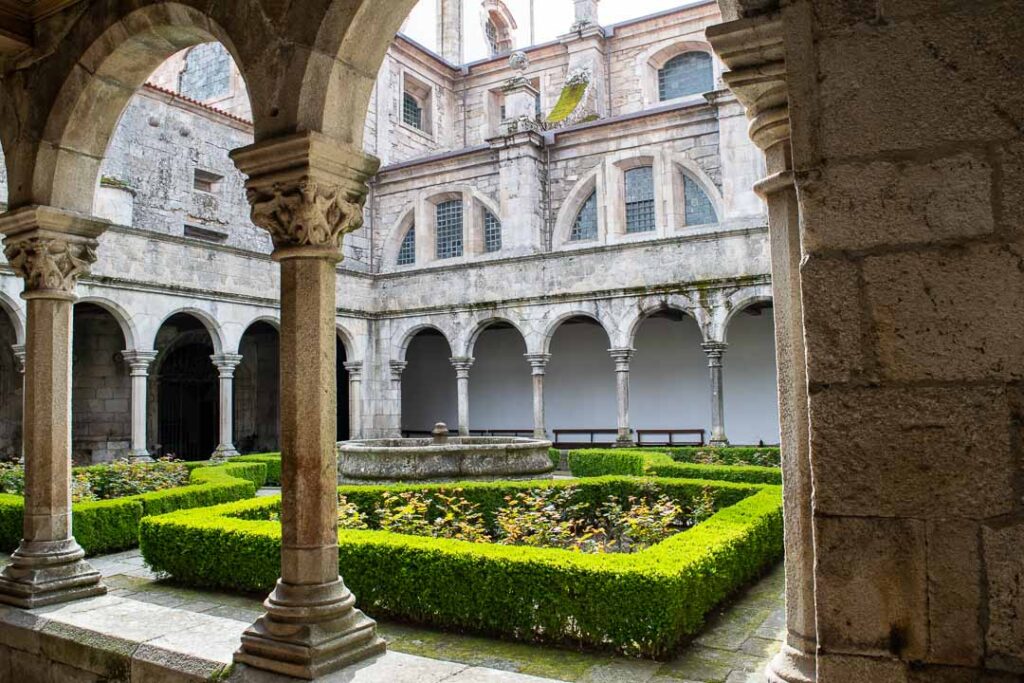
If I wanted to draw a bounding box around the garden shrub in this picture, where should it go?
[233,453,282,485]
[667,446,781,468]
[569,449,781,485]
[140,474,782,657]
[0,460,262,556]
[548,448,562,470]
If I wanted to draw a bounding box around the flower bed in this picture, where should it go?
[139,474,782,657]
[0,460,266,556]
[567,449,782,484]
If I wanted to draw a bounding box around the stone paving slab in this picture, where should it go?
[0,549,784,682]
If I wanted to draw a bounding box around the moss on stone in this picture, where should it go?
[547,82,588,124]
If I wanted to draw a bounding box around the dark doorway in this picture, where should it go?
[157,341,217,459]
[337,336,349,441]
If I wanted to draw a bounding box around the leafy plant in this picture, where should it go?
[0,461,23,495]
[337,494,369,530]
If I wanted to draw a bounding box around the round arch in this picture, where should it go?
[540,311,612,355]
[552,167,604,249]
[154,308,225,355]
[335,324,360,363]
[465,316,527,358]
[396,322,456,363]
[625,301,703,350]
[670,154,726,228]
[76,296,139,351]
[639,40,718,108]
[0,291,25,345]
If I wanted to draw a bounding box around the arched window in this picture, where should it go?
[436,200,464,259]
[397,225,416,265]
[682,174,718,225]
[625,166,655,233]
[485,20,500,56]
[179,43,231,101]
[658,52,713,102]
[483,209,502,253]
[570,192,598,242]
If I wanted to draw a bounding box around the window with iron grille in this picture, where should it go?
[570,191,598,241]
[483,210,502,252]
[403,92,424,130]
[683,175,718,226]
[625,166,656,233]
[485,20,500,56]
[397,224,416,265]
[179,43,231,101]
[435,200,464,259]
[658,52,713,102]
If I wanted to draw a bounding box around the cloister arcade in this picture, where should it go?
[0,0,1018,682]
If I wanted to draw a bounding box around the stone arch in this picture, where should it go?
[669,153,726,227]
[24,4,255,213]
[154,307,225,355]
[396,322,456,362]
[624,297,706,350]
[384,207,417,268]
[540,310,612,355]
[481,0,518,55]
[715,285,774,342]
[76,296,140,351]
[553,165,605,249]
[336,323,360,363]
[0,291,25,346]
[463,316,528,358]
[242,316,281,334]
[639,40,718,108]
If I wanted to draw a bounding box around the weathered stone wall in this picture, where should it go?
[0,314,20,460]
[780,0,1024,678]
[71,305,131,464]
[235,324,280,453]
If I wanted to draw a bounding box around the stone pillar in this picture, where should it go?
[343,361,362,441]
[608,348,634,447]
[703,342,729,447]
[210,353,242,461]
[0,205,107,608]
[12,344,25,465]
[122,351,158,462]
[501,53,540,136]
[573,0,600,29]
[436,0,463,64]
[231,132,385,678]
[450,357,474,437]
[709,15,816,683]
[390,360,407,438]
[524,353,550,439]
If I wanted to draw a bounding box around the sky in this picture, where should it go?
[402,0,702,63]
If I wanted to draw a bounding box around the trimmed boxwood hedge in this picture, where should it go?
[233,453,282,485]
[667,446,781,468]
[139,474,782,657]
[568,449,782,485]
[0,461,264,556]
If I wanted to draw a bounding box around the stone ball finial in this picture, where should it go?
[509,51,529,74]
[432,422,450,445]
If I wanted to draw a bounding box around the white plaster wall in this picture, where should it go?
[546,321,617,435]
[723,310,779,445]
[402,333,458,430]
[467,327,532,431]
[631,316,711,435]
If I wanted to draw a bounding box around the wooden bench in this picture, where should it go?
[552,429,619,449]
[635,429,705,447]
[402,429,534,438]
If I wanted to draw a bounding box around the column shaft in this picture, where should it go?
[704,342,729,447]
[211,354,242,461]
[344,361,362,440]
[609,349,634,446]
[123,351,157,461]
[451,357,473,437]
[525,353,550,440]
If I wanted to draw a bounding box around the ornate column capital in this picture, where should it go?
[210,353,244,378]
[450,356,475,378]
[608,348,635,371]
[524,352,551,375]
[122,350,158,376]
[702,341,728,366]
[0,206,108,300]
[389,360,408,383]
[230,132,380,260]
[343,361,363,380]
[11,344,25,374]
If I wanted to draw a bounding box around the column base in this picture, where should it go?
[234,577,386,680]
[709,438,730,447]
[0,539,106,609]
[613,436,636,448]
[765,644,816,683]
[127,449,154,463]
[210,444,239,463]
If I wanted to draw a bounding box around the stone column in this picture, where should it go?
[608,348,635,447]
[709,15,816,683]
[573,0,600,29]
[210,353,242,461]
[524,353,550,439]
[0,205,107,608]
[703,342,729,447]
[12,344,25,465]
[122,350,158,462]
[231,132,385,678]
[343,361,362,441]
[450,357,474,437]
[390,360,407,438]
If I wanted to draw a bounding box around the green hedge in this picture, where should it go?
[233,453,282,485]
[0,461,264,556]
[548,448,562,470]
[140,475,782,657]
[667,446,781,468]
[569,449,782,485]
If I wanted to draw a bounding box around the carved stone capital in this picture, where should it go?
[231,132,380,258]
[450,356,474,378]
[122,350,158,377]
[608,348,635,372]
[211,353,244,378]
[702,341,728,366]
[343,361,363,380]
[524,352,551,375]
[0,206,108,299]
[389,360,408,383]
[11,344,25,374]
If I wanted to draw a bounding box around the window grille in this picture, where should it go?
[683,175,718,226]
[179,43,231,101]
[625,166,656,233]
[435,200,464,259]
[570,192,598,241]
[486,20,500,56]
[483,210,502,252]
[397,225,416,265]
[403,92,424,130]
[658,52,713,102]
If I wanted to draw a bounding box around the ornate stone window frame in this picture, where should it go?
[552,166,606,251]
[640,41,720,110]
[605,151,669,242]
[667,155,724,231]
[480,0,518,56]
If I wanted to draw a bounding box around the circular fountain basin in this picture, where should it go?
[337,436,554,483]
